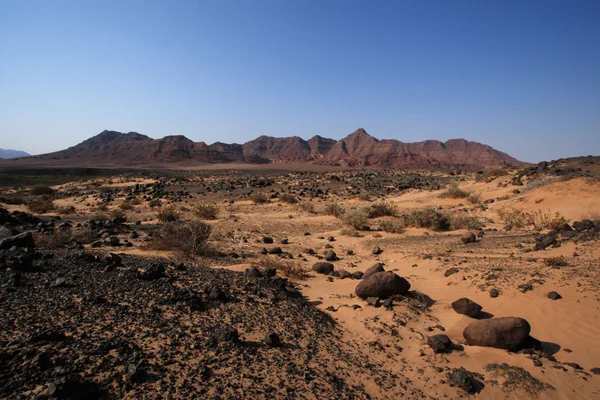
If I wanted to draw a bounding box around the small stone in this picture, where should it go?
[547,291,562,300]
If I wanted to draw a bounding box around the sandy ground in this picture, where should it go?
[3,169,600,399]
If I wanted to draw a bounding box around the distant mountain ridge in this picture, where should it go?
[0,148,30,159]
[20,128,522,169]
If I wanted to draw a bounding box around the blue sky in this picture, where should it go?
[1,0,598,161]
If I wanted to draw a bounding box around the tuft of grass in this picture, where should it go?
[193,203,220,220]
[149,219,212,256]
[27,197,54,214]
[156,206,181,223]
[119,201,134,211]
[450,213,483,230]
[378,218,405,234]
[497,207,528,229]
[297,201,317,214]
[342,208,370,230]
[405,208,451,231]
[57,205,76,215]
[110,209,125,220]
[36,230,73,249]
[251,192,268,204]
[368,202,398,218]
[467,192,483,205]
[30,185,56,196]
[278,193,298,204]
[439,183,469,199]
[254,257,309,279]
[485,168,508,179]
[527,209,570,231]
[323,203,345,218]
[544,256,568,267]
[340,227,361,237]
[357,192,371,201]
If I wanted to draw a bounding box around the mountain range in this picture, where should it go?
[0,149,30,159]
[14,128,522,169]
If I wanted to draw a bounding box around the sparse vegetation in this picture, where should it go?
[378,218,405,233]
[323,203,345,218]
[405,207,451,231]
[150,219,212,256]
[254,256,309,279]
[110,209,125,220]
[30,185,56,196]
[368,202,398,218]
[467,192,482,205]
[527,209,570,231]
[57,205,76,215]
[27,197,54,214]
[357,192,371,201]
[119,201,134,210]
[450,213,483,230]
[544,256,569,267]
[439,183,469,199]
[297,201,317,214]
[497,207,528,229]
[251,192,269,204]
[484,168,508,179]
[342,208,370,230]
[36,229,73,249]
[156,206,181,223]
[278,193,298,204]
[193,203,220,220]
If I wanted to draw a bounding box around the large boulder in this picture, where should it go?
[355,271,410,299]
[463,317,531,351]
[0,226,13,241]
[0,232,35,250]
[451,298,482,317]
[461,232,476,244]
[362,263,385,280]
[312,262,334,274]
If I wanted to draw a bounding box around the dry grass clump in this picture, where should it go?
[57,205,76,215]
[368,202,398,218]
[149,219,212,256]
[357,192,371,201]
[342,208,370,230]
[497,207,528,229]
[467,192,483,205]
[30,185,56,196]
[36,230,72,249]
[527,209,570,231]
[378,218,405,234]
[405,208,451,231]
[323,203,345,218]
[278,193,298,204]
[251,192,269,204]
[119,201,134,211]
[439,183,469,199]
[27,197,54,214]
[156,206,181,223]
[340,227,361,237]
[484,168,508,179]
[110,209,125,220]
[297,201,317,214]
[193,203,220,220]
[544,256,569,267]
[450,213,483,230]
[92,212,109,222]
[130,197,142,205]
[254,256,309,279]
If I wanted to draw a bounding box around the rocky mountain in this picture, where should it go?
[21,128,522,169]
[0,149,30,159]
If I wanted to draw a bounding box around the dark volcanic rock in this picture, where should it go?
[324,250,338,261]
[428,334,453,354]
[362,263,385,280]
[463,317,531,351]
[0,232,35,250]
[449,367,477,393]
[547,291,562,300]
[451,298,483,318]
[355,272,410,299]
[312,262,334,274]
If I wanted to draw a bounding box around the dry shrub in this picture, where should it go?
[497,207,528,229]
[342,208,370,230]
[405,208,451,231]
[57,205,76,215]
[36,230,72,249]
[378,218,405,234]
[485,168,508,179]
[92,212,108,222]
[467,192,483,205]
[27,197,54,214]
[148,199,161,207]
[251,192,268,204]
[254,256,309,279]
[3,194,26,205]
[193,203,220,220]
[369,202,398,218]
[150,220,212,256]
[119,201,134,210]
[130,197,142,206]
[450,213,483,230]
[340,227,361,237]
[357,192,371,201]
[156,206,181,223]
[30,185,55,196]
[110,209,125,220]
[527,209,569,231]
[544,256,569,267]
[297,201,317,214]
[278,193,298,204]
[439,183,469,199]
[323,203,345,218]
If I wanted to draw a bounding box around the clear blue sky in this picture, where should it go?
[1,0,598,162]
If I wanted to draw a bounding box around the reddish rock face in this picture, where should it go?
[26,128,522,169]
[463,317,531,351]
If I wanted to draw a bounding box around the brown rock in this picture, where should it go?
[362,263,385,280]
[463,317,531,351]
[355,271,410,299]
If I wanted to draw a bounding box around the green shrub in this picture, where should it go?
[406,208,451,231]
[369,202,398,218]
[378,218,405,233]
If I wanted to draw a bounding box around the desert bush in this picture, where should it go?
[151,220,212,256]
[439,183,469,199]
[3,194,25,205]
[485,168,508,179]
[278,193,298,204]
[323,203,345,218]
[342,208,370,230]
[297,201,317,214]
[544,256,569,267]
[110,209,125,220]
[96,203,108,212]
[467,192,482,205]
[406,208,451,231]
[497,207,528,229]
[357,192,372,201]
[57,205,76,215]
[193,203,220,220]
[368,202,398,218]
[251,192,268,204]
[36,230,72,249]
[450,213,483,230]
[27,197,54,214]
[527,209,570,231]
[30,185,55,196]
[255,256,309,279]
[378,218,405,234]
[130,197,142,205]
[340,227,361,237]
[148,198,161,207]
[119,201,134,210]
[156,206,181,223]
[92,212,108,222]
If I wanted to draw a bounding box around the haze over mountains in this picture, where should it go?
[0,149,30,159]
[16,129,522,170]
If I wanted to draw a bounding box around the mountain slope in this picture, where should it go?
[20,129,522,169]
[0,148,30,159]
